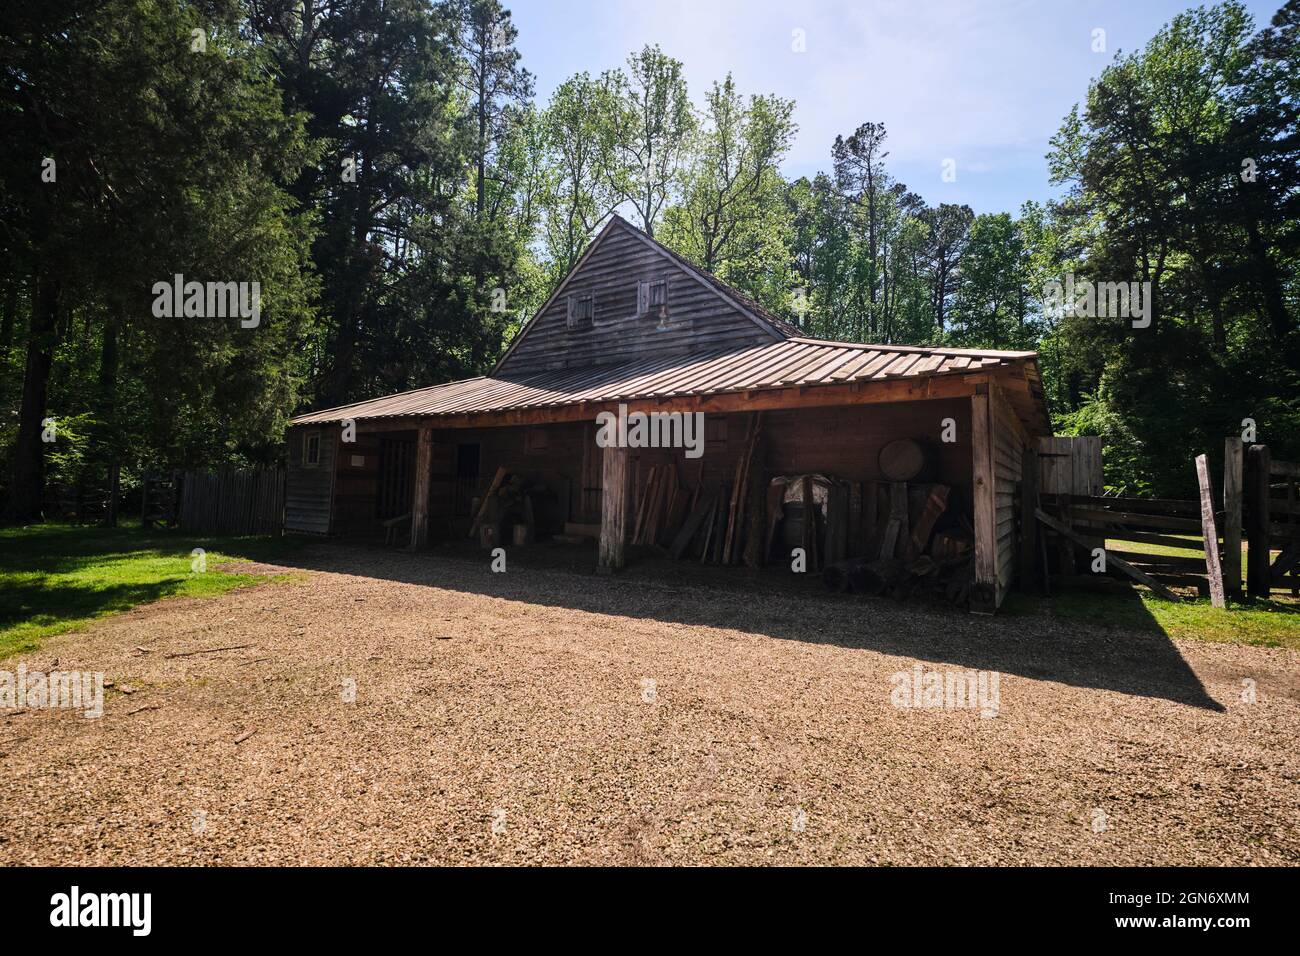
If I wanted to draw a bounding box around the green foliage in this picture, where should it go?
[660,75,797,310]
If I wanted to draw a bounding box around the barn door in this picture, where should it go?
[377,436,414,519]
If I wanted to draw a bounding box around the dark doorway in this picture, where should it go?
[377,435,415,519]
[453,443,481,517]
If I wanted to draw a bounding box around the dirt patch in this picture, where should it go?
[1,541,1297,865]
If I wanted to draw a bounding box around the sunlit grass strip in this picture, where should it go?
[0,523,300,659]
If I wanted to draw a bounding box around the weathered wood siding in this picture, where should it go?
[1037,436,1102,495]
[178,468,284,536]
[496,219,780,376]
[992,390,1026,606]
[285,424,336,534]
[973,387,1029,611]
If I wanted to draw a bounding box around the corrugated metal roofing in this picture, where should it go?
[290,337,1034,425]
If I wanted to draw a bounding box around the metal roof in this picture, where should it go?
[290,337,1036,426]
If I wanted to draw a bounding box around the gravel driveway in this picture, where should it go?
[1,542,1297,865]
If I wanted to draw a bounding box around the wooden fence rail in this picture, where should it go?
[1023,436,1294,606]
[177,468,285,536]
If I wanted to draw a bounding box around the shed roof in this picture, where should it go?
[290,336,1044,430]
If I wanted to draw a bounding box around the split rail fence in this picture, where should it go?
[1026,436,1298,606]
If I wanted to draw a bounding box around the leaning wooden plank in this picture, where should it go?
[911,484,950,553]
[878,517,901,562]
[468,466,508,537]
[882,481,908,560]
[670,493,716,559]
[763,481,785,559]
[1036,508,1181,601]
[1195,453,1226,608]
[724,415,758,563]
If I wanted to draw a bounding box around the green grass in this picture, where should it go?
[0,522,306,660]
[1003,535,1300,650]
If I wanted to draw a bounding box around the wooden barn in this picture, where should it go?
[286,215,1052,611]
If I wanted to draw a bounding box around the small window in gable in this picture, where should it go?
[637,278,669,318]
[303,430,321,467]
[567,293,594,328]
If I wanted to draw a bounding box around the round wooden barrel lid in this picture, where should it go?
[879,438,925,482]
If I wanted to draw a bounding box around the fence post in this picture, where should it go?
[1223,437,1243,599]
[1246,444,1272,599]
[1195,454,1225,608]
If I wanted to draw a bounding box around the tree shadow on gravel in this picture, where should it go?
[253,537,1226,712]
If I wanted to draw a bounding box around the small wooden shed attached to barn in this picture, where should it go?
[286,215,1052,611]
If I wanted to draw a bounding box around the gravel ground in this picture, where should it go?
[1,542,1297,866]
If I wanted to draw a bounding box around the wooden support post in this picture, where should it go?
[1223,437,1243,598]
[409,426,433,551]
[598,443,630,573]
[1246,444,1272,598]
[1194,453,1226,608]
[1019,446,1039,592]
[971,391,997,613]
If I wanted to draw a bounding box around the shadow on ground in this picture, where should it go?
[239,535,1226,713]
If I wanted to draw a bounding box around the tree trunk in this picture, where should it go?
[1245,219,1293,342]
[0,273,17,355]
[4,273,59,522]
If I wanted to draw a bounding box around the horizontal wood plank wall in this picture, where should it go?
[496,222,779,376]
[762,399,972,488]
[285,425,336,534]
[971,392,997,612]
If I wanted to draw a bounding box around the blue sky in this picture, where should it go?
[511,0,1282,214]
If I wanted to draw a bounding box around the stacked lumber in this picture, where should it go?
[630,463,684,547]
[658,413,766,565]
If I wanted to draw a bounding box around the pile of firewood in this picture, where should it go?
[820,480,975,606]
[823,552,973,604]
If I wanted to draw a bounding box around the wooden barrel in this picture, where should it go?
[879,439,925,482]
